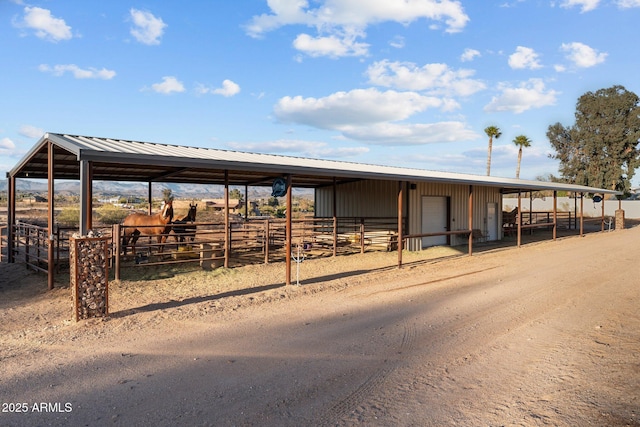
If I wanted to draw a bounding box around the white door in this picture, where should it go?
[487,202,498,241]
[421,196,448,248]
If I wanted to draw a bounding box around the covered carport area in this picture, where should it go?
[6,133,620,289]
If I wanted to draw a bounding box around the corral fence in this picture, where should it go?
[0,211,612,282]
[0,217,402,279]
[503,210,612,235]
[1,222,78,273]
[112,216,403,280]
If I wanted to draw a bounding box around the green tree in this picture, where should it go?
[228,188,244,203]
[267,196,279,207]
[547,85,640,194]
[162,188,174,202]
[513,135,531,179]
[484,125,502,176]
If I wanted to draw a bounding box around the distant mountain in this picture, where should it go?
[0,179,313,199]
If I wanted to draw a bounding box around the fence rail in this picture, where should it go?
[112,217,403,279]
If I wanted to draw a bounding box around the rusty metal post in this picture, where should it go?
[601,193,605,232]
[244,184,249,220]
[285,174,292,286]
[7,174,15,263]
[397,181,403,268]
[360,218,365,254]
[529,192,533,235]
[114,224,121,281]
[468,185,473,256]
[517,191,522,248]
[580,193,584,236]
[148,183,152,215]
[224,170,230,268]
[47,141,55,290]
[553,191,557,240]
[264,219,269,264]
[332,177,337,257]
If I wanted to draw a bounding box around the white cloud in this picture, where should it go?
[508,46,542,70]
[274,87,476,145]
[19,125,43,138]
[293,32,369,58]
[617,0,640,7]
[341,121,479,145]
[560,42,607,68]
[245,0,469,57]
[38,64,116,79]
[197,80,241,97]
[274,88,448,129]
[151,76,185,94]
[14,6,72,42]
[389,35,405,49]
[226,139,369,158]
[214,80,241,97]
[0,137,16,151]
[366,60,486,97]
[129,9,166,45]
[559,0,601,12]
[460,48,480,62]
[484,79,559,114]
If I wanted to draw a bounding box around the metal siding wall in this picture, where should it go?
[316,180,502,250]
[315,180,398,217]
[407,183,502,250]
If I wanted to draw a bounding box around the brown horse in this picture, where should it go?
[172,202,197,244]
[122,200,174,255]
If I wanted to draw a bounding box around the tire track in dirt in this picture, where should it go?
[320,242,620,425]
[315,321,416,426]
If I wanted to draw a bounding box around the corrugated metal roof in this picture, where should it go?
[8,132,620,195]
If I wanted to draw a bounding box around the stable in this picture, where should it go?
[5,133,620,288]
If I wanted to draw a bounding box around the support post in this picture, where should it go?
[264,219,269,264]
[47,141,55,290]
[7,174,15,263]
[468,185,473,256]
[79,160,92,235]
[580,193,584,236]
[397,181,403,268]
[224,170,230,268]
[285,174,292,286]
[553,191,557,240]
[244,184,249,220]
[517,191,522,248]
[601,193,605,232]
[332,177,337,257]
[360,218,365,254]
[114,224,121,281]
[148,183,152,215]
[529,192,533,235]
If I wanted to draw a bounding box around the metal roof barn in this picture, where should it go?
[9,133,621,194]
[5,133,621,289]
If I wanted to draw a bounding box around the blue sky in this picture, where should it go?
[1,0,639,185]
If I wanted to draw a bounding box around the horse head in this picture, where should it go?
[188,203,197,222]
[161,200,174,223]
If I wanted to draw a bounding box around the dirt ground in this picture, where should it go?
[1,228,639,426]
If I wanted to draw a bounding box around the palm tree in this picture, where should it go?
[484,126,502,175]
[513,135,532,179]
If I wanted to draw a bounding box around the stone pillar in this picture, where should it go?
[615,209,625,230]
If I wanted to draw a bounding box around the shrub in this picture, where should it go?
[97,204,130,225]
[57,207,80,226]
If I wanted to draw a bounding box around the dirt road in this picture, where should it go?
[1,228,639,426]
